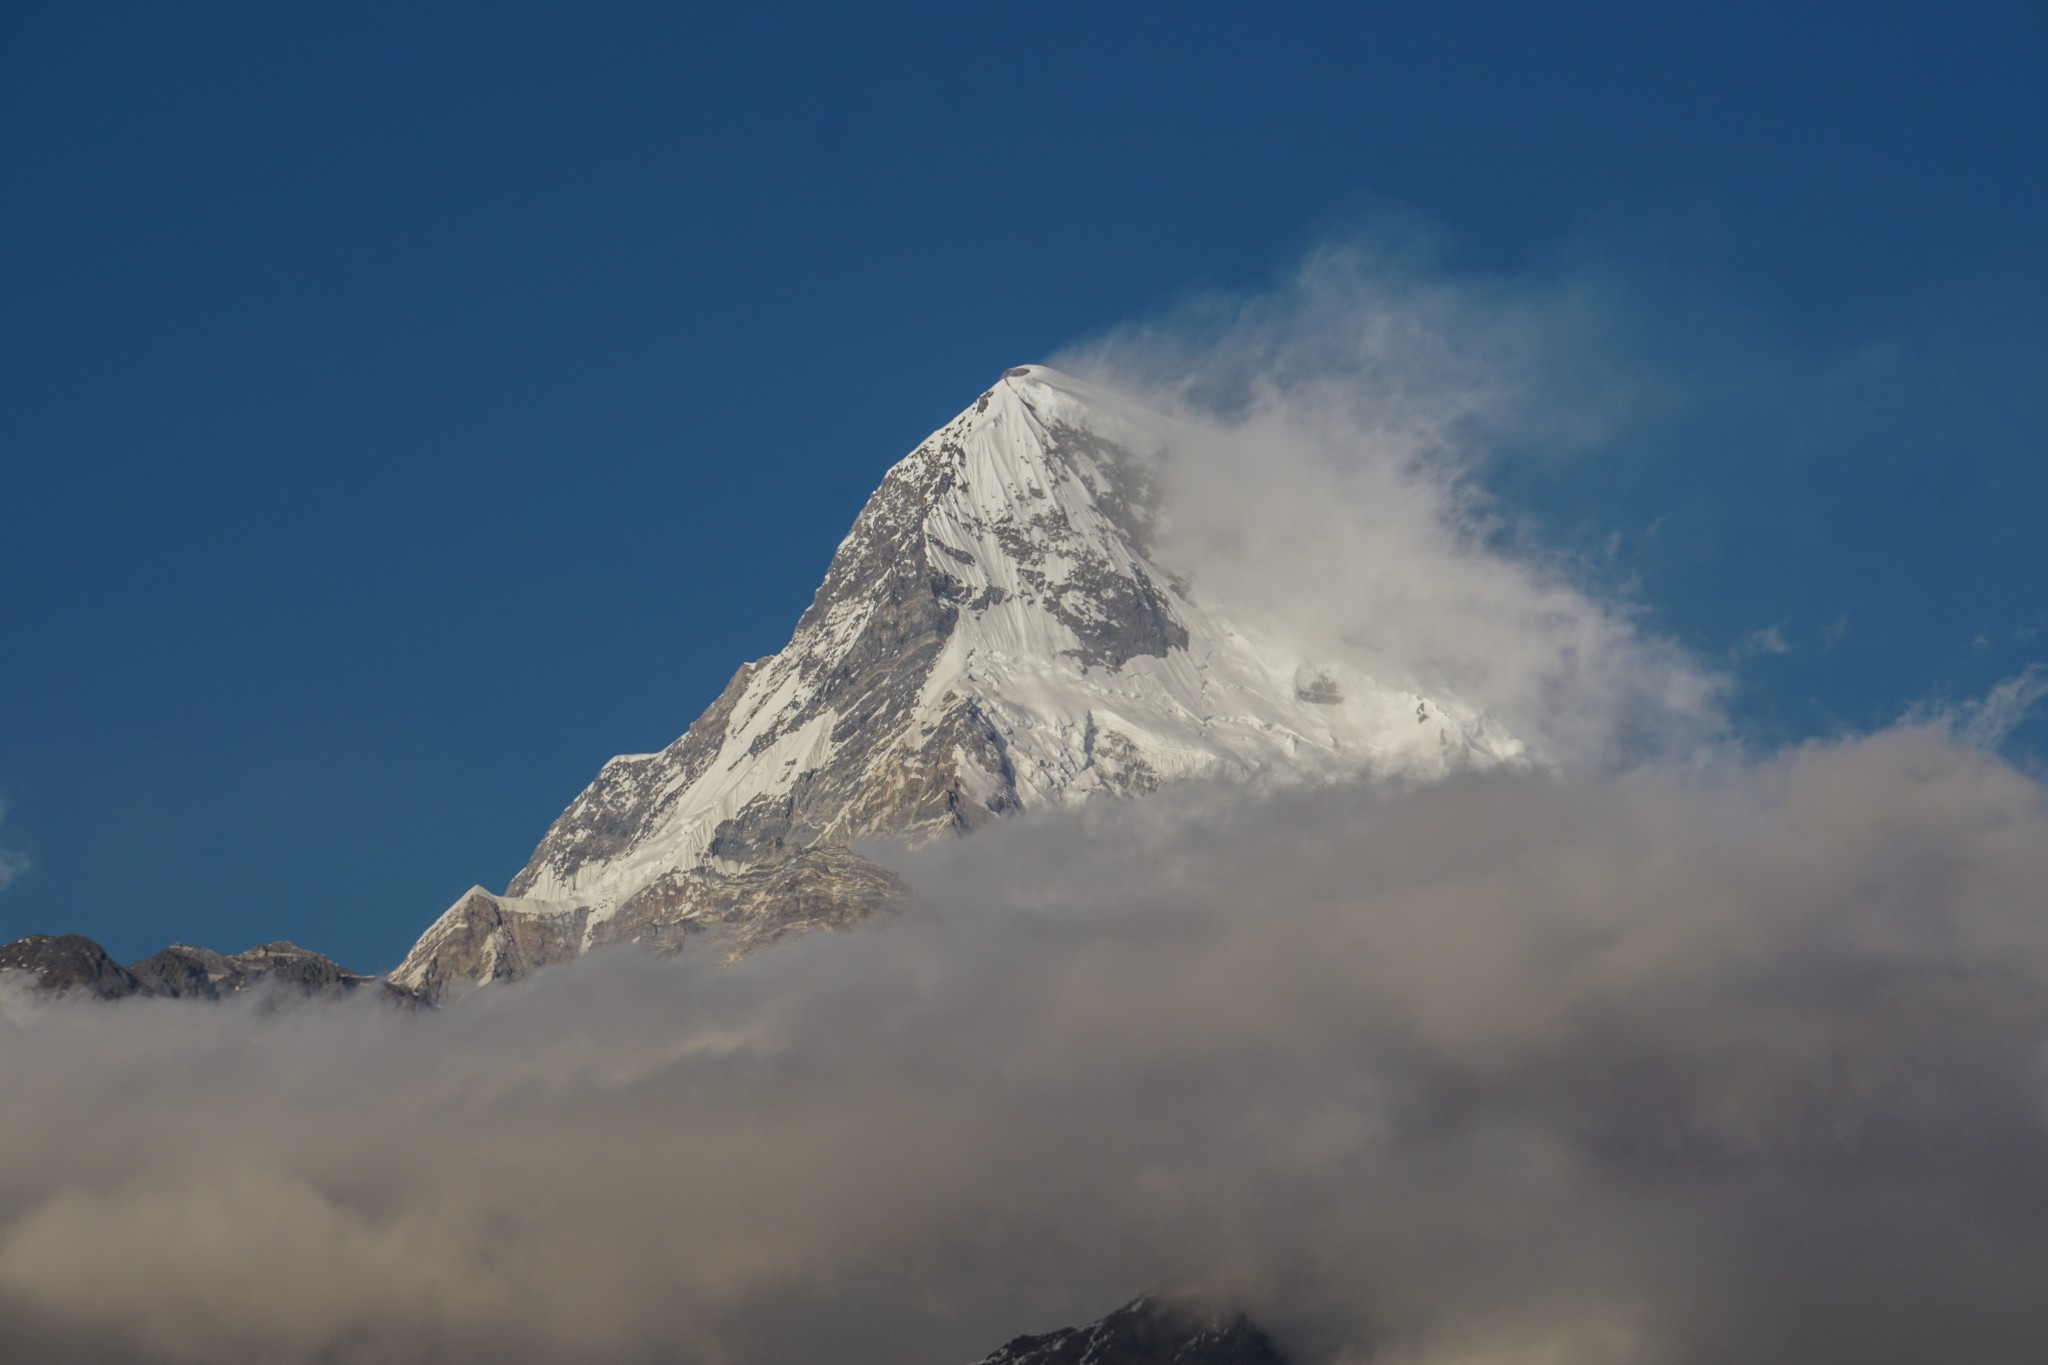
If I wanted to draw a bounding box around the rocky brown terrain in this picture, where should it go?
[0,932,420,1005]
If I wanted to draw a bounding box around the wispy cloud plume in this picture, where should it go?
[1055,243,1724,771]
[1906,663,2048,750]
[0,801,28,895]
[1735,625,1793,658]
[1962,664,2048,746]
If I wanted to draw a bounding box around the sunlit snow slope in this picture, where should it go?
[393,366,1520,1000]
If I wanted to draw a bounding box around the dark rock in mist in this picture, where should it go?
[969,1293,1290,1365]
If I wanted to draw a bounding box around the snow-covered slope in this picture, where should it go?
[393,366,1520,1000]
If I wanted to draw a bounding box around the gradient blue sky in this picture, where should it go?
[3,2,2043,970]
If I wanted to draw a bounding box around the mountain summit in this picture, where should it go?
[968,1292,1290,1364]
[393,365,1517,1000]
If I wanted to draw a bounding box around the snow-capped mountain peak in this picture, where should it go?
[392,366,1518,1000]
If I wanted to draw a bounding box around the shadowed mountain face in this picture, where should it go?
[127,941,389,1001]
[0,934,142,999]
[969,1294,1290,1365]
[0,934,417,1005]
[395,365,1516,1002]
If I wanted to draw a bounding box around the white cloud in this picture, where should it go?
[1055,244,1725,772]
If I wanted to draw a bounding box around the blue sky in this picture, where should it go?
[2,1,2042,970]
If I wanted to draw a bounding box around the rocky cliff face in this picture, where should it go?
[0,933,413,1004]
[127,941,403,1001]
[0,934,143,999]
[968,1294,1290,1365]
[394,365,1519,1001]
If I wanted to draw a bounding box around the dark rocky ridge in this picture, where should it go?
[969,1294,1291,1365]
[0,933,143,999]
[0,933,422,1005]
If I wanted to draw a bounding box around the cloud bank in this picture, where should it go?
[4,726,2048,1364]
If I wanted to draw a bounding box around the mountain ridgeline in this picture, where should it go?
[394,365,1517,1002]
[0,932,415,1005]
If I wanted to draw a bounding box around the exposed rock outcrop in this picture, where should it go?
[969,1293,1290,1365]
[0,933,142,999]
[1,933,420,1006]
